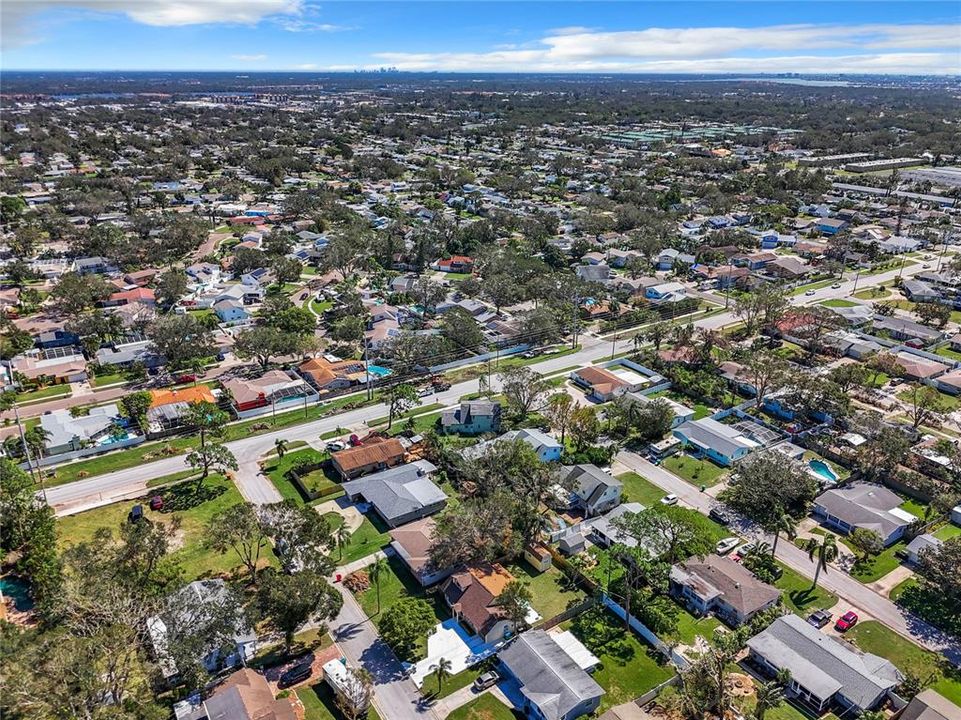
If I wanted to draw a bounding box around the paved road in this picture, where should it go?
[43,258,930,512]
[329,573,435,720]
[615,451,961,668]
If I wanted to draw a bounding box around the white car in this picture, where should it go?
[325,440,347,452]
[715,537,740,555]
[660,494,679,506]
[804,289,816,296]
[831,283,841,289]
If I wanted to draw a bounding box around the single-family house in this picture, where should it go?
[935,369,961,395]
[892,352,950,381]
[388,517,454,586]
[813,483,915,546]
[146,385,217,432]
[106,287,156,307]
[297,356,366,391]
[899,688,961,720]
[10,349,88,384]
[440,400,501,435]
[95,339,163,369]
[557,464,622,517]
[766,256,811,280]
[464,428,563,463]
[903,533,942,565]
[584,503,645,549]
[441,563,516,643]
[197,668,298,720]
[148,579,257,681]
[622,391,695,428]
[645,281,687,303]
[670,555,780,627]
[673,417,758,466]
[40,403,121,455]
[340,460,446,528]
[498,629,604,720]
[221,370,317,418]
[873,317,942,345]
[575,264,612,284]
[746,614,902,714]
[436,255,474,273]
[570,366,630,402]
[817,218,849,236]
[901,279,941,303]
[213,299,249,325]
[330,437,406,480]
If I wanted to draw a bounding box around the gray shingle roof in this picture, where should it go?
[340,460,445,523]
[814,483,912,539]
[500,630,604,720]
[747,615,902,709]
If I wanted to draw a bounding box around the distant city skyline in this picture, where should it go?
[1,1,959,75]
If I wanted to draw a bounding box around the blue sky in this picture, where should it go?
[2,1,959,74]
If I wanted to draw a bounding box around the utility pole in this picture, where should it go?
[937,230,950,274]
[363,336,372,401]
[851,266,862,296]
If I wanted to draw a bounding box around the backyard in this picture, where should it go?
[847,622,961,705]
[503,559,586,621]
[661,453,728,488]
[446,693,517,720]
[566,606,675,712]
[56,474,277,580]
[262,447,341,505]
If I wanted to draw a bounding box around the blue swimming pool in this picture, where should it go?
[809,459,838,483]
[367,365,392,378]
[1,576,34,612]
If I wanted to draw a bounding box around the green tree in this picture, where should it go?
[432,656,453,695]
[257,568,343,654]
[182,400,229,448]
[544,393,575,444]
[204,502,269,585]
[274,438,288,460]
[386,383,420,429]
[849,527,884,566]
[120,390,152,433]
[49,272,112,315]
[147,314,215,369]
[368,557,388,614]
[335,523,352,561]
[378,597,436,662]
[753,680,785,720]
[185,441,238,483]
[499,366,550,419]
[155,268,188,311]
[234,325,301,370]
[805,534,838,591]
[721,451,819,527]
[768,512,797,557]
[492,579,533,632]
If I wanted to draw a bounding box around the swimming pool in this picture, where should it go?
[367,365,392,378]
[0,576,34,612]
[809,459,838,483]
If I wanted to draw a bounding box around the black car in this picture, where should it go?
[279,662,313,688]
[807,609,832,628]
[709,507,732,526]
[128,505,144,523]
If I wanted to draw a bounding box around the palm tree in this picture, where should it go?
[753,680,784,720]
[432,657,453,695]
[769,513,797,557]
[335,523,351,561]
[369,558,388,615]
[274,438,288,460]
[805,534,838,590]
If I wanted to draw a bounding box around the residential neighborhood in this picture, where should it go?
[2,38,961,720]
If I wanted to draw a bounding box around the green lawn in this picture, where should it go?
[615,472,669,506]
[262,447,339,505]
[820,299,859,308]
[661,453,727,488]
[336,516,391,565]
[899,498,929,518]
[774,562,838,615]
[90,372,127,388]
[933,523,961,540]
[504,560,586,621]
[890,578,961,637]
[844,540,906,584]
[298,682,382,720]
[354,555,448,660]
[897,387,961,411]
[422,660,495,700]
[934,345,961,362]
[15,384,71,403]
[672,606,722,646]
[568,607,675,712]
[309,298,333,316]
[447,694,516,720]
[57,474,277,580]
[847,621,961,705]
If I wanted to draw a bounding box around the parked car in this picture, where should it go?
[808,609,833,628]
[805,289,816,296]
[715,537,740,555]
[279,662,313,688]
[709,507,732,526]
[326,440,347,452]
[348,434,362,447]
[473,671,499,690]
[732,543,753,562]
[128,505,144,523]
[660,494,678,506]
[149,495,164,511]
[175,373,196,384]
[835,611,859,632]
[418,386,434,397]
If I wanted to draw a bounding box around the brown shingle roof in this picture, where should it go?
[331,438,405,474]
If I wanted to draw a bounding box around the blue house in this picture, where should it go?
[763,396,832,424]
[213,300,250,325]
[440,400,501,435]
[817,218,848,235]
[759,231,779,249]
[673,417,755,467]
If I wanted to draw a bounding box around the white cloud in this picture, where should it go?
[232,53,267,61]
[274,18,352,33]
[371,22,961,76]
[2,0,303,48]
[293,62,317,70]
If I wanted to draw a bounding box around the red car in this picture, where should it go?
[835,611,858,632]
[149,495,164,511]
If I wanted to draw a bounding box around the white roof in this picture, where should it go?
[550,630,600,671]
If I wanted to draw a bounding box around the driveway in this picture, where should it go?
[409,619,496,688]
